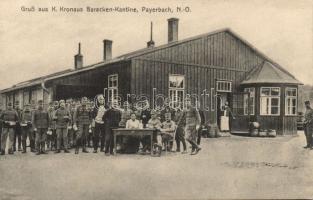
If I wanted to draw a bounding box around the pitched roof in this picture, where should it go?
[241,61,302,85]
[1,28,300,93]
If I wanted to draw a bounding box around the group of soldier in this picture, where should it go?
[0,95,205,156]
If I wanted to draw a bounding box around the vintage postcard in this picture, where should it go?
[0,0,312,199]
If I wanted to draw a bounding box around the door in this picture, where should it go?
[231,92,252,134]
[216,92,231,130]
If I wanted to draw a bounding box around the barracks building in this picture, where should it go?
[0,18,302,135]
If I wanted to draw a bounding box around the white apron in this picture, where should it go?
[220,110,229,131]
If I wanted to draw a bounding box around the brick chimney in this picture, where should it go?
[168,18,179,43]
[103,39,112,61]
[74,43,83,69]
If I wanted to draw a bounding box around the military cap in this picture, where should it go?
[37,100,43,103]
[7,102,13,106]
[305,101,310,105]
[151,110,157,115]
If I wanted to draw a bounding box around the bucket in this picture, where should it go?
[259,130,267,137]
[267,129,277,137]
[250,129,259,137]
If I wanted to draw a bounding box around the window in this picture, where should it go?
[260,87,280,116]
[216,80,232,92]
[285,88,297,116]
[108,74,118,103]
[244,88,255,115]
[169,75,184,109]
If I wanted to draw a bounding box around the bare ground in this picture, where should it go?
[0,131,312,200]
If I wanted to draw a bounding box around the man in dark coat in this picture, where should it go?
[73,97,91,154]
[20,103,34,153]
[32,100,50,155]
[0,102,19,155]
[13,101,22,152]
[303,101,313,149]
[103,100,121,156]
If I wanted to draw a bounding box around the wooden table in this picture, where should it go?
[112,128,154,156]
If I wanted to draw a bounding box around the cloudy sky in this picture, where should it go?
[0,0,312,89]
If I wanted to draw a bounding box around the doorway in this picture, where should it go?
[216,92,231,130]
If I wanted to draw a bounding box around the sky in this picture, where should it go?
[0,0,312,90]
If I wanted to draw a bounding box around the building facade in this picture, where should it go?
[0,18,302,135]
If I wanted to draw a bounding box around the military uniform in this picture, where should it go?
[304,107,313,148]
[20,106,34,153]
[179,106,201,154]
[32,106,50,154]
[0,106,19,154]
[54,106,71,152]
[160,120,176,150]
[13,105,22,151]
[73,104,91,153]
[174,110,187,152]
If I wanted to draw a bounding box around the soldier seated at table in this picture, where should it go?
[147,110,162,156]
[124,113,142,154]
[125,113,142,129]
[159,113,176,151]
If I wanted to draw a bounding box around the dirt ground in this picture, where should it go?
[0,131,312,200]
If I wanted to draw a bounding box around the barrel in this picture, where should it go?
[208,126,216,138]
[267,129,277,137]
[250,129,259,137]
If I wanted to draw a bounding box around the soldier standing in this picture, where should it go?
[73,97,91,154]
[174,108,187,153]
[92,95,106,153]
[13,101,22,152]
[0,102,19,155]
[54,100,71,153]
[303,101,313,149]
[32,100,50,155]
[179,97,202,155]
[103,100,121,156]
[20,103,34,153]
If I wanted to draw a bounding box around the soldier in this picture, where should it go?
[103,100,121,156]
[13,101,22,152]
[174,108,187,153]
[20,103,34,153]
[119,102,132,128]
[179,97,202,155]
[0,104,2,152]
[32,100,50,155]
[303,101,313,149]
[92,95,106,153]
[159,113,176,151]
[0,102,19,155]
[73,97,91,154]
[67,101,76,149]
[53,100,71,153]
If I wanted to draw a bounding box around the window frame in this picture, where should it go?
[260,87,281,116]
[107,74,118,103]
[216,80,232,93]
[285,87,297,116]
[169,74,185,109]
